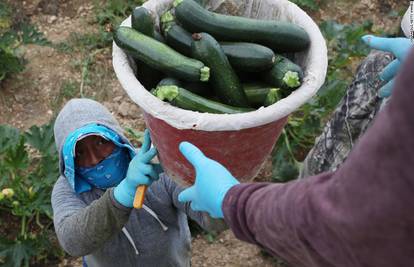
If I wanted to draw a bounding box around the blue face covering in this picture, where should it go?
[62,124,136,194]
[76,146,129,189]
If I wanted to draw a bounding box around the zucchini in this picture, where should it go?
[264,88,281,106]
[131,7,155,36]
[132,7,164,42]
[162,20,275,71]
[153,31,165,42]
[157,77,183,87]
[260,54,303,93]
[114,26,209,82]
[157,77,211,96]
[131,7,164,88]
[153,85,254,114]
[164,23,193,57]
[174,0,310,52]
[243,83,275,107]
[191,32,249,107]
[220,42,275,72]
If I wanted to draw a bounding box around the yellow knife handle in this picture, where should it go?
[133,185,147,209]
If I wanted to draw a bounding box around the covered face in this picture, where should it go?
[54,99,136,193]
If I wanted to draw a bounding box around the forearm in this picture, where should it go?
[54,189,131,256]
[223,50,414,266]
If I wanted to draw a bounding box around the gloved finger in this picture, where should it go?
[361,35,412,59]
[153,163,164,175]
[190,201,202,212]
[179,142,207,170]
[178,186,196,203]
[130,174,151,186]
[138,129,152,155]
[141,147,158,163]
[361,35,396,53]
[379,59,400,82]
[378,79,394,98]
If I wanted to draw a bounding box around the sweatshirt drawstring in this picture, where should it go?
[143,204,169,231]
[121,205,168,256]
[122,227,139,255]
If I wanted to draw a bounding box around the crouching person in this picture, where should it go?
[51,98,225,267]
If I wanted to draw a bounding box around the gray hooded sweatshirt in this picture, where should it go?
[51,98,225,267]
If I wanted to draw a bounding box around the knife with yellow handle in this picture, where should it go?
[133,185,147,209]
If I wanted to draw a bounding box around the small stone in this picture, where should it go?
[47,110,53,115]
[118,102,130,117]
[113,95,123,102]
[48,15,57,24]
[127,103,140,117]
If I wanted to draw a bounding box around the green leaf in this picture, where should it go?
[0,125,20,154]
[24,122,57,155]
[0,237,36,267]
[3,137,29,172]
[19,24,50,46]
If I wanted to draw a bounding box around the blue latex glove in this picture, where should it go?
[114,130,159,207]
[361,35,412,98]
[177,142,240,218]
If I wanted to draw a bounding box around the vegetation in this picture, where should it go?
[0,0,399,265]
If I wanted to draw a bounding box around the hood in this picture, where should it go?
[54,98,133,191]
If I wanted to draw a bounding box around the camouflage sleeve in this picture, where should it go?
[299,50,394,178]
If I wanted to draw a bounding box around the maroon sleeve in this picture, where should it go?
[222,49,414,267]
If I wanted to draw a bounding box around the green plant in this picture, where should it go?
[0,122,63,267]
[0,2,49,83]
[95,0,144,27]
[271,21,374,182]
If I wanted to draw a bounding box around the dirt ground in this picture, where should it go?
[0,0,407,266]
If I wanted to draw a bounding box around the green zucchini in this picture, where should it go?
[157,77,211,96]
[131,7,155,36]
[153,31,165,42]
[114,26,209,82]
[131,7,164,42]
[191,32,249,107]
[220,42,275,72]
[157,77,183,87]
[131,7,164,88]
[162,20,275,71]
[163,23,193,57]
[153,85,254,114]
[243,83,274,107]
[264,88,281,106]
[174,0,310,52]
[260,55,303,93]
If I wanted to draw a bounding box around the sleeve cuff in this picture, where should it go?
[109,188,133,212]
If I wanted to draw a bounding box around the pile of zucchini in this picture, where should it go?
[114,0,310,114]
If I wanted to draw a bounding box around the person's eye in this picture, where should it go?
[97,138,108,146]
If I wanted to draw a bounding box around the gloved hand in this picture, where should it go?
[362,35,412,98]
[177,142,239,218]
[114,130,159,207]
